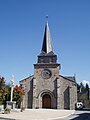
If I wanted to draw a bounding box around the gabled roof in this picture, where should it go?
[60,75,76,82]
[19,75,34,83]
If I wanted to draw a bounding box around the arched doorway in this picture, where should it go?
[42,94,51,108]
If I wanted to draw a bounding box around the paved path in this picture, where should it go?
[0,109,75,120]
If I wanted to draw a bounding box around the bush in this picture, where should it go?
[4,108,11,114]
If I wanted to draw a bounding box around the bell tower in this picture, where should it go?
[38,18,57,64]
[33,18,60,109]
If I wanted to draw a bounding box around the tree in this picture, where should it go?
[0,77,7,105]
[0,76,25,108]
[13,85,24,108]
[77,82,90,102]
[85,83,89,90]
[80,82,84,89]
[5,84,11,101]
[80,82,85,92]
[85,83,89,100]
[77,83,80,93]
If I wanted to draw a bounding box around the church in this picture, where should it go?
[20,20,77,110]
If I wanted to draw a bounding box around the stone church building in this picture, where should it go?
[20,20,77,110]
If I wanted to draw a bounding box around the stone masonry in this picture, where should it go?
[20,20,77,110]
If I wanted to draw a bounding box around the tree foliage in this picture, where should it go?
[0,76,24,108]
[5,84,11,101]
[13,85,24,108]
[77,83,80,93]
[0,77,6,105]
[85,83,89,90]
[77,82,89,102]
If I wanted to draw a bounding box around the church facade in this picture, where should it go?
[20,20,77,110]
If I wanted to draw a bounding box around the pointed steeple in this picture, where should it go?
[38,17,57,63]
[42,17,53,54]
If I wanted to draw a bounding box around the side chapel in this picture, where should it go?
[20,20,77,110]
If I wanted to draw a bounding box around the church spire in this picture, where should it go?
[41,17,53,54]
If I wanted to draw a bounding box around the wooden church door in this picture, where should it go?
[42,94,51,108]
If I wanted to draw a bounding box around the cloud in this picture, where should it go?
[82,80,90,87]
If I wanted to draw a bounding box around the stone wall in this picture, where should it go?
[20,64,77,110]
[20,76,33,108]
[59,76,77,109]
[33,64,60,109]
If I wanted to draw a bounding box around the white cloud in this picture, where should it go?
[82,80,90,87]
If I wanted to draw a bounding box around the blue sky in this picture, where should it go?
[0,0,90,86]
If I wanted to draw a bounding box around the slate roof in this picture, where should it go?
[60,75,76,82]
[41,20,53,54]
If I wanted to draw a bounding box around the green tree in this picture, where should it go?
[77,83,80,93]
[80,82,85,92]
[85,83,89,90]
[5,84,11,101]
[80,82,84,89]
[85,83,89,100]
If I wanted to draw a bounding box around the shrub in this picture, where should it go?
[4,108,11,114]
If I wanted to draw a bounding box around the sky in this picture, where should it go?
[0,0,90,87]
